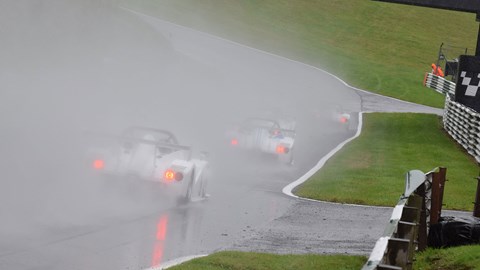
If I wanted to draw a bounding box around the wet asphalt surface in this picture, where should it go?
[0,6,450,270]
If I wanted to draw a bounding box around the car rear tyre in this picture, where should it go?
[184,176,194,202]
[199,174,208,198]
[285,148,294,166]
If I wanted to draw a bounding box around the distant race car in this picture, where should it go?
[227,117,296,165]
[312,104,353,130]
[89,127,209,202]
[336,111,351,125]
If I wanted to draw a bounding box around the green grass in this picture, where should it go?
[168,251,366,270]
[414,245,480,270]
[295,113,479,210]
[122,0,477,108]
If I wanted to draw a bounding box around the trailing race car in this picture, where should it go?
[336,111,351,126]
[312,104,353,131]
[89,127,209,202]
[227,117,296,165]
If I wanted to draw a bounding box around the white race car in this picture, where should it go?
[227,117,295,165]
[312,105,353,130]
[90,127,209,202]
[336,111,351,125]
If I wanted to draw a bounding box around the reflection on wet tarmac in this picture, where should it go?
[152,214,168,267]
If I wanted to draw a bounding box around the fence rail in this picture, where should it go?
[423,72,455,95]
[443,94,480,163]
[362,168,446,270]
[423,74,480,163]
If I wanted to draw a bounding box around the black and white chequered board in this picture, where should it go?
[460,71,480,97]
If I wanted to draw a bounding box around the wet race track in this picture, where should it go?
[0,4,442,269]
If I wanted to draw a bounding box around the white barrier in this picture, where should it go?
[424,73,480,163]
[362,170,424,270]
[362,168,446,270]
[424,73,455,95]
[443,95,480,163]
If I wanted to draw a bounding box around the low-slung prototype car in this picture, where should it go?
[312,104,353,131]
[228,117,295,165]
[90,127,209,202]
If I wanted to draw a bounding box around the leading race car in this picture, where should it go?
[89,126,209,202]
[227,117,296,165]
[312,104,354,131]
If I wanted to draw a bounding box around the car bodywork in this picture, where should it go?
[90,127,208,201]
[312,104,353,130]
[228,117,296,164]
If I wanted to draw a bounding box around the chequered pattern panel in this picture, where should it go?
[459,71,480,97]
[443,95,480,163]
[424,73,456,95]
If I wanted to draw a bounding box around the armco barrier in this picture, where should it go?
[423,72,455,95]
[424,73,480,162]
[362,168,447,270]
[423,72,480,161]
[443,94,480,163]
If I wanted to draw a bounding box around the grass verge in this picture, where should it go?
[295,113,479,210]
[122,0,477,108]
[414,245,480,270]
[167,251,366,270]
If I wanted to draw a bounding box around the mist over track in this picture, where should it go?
[0,3,441,269]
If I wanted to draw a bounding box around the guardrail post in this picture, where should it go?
[362,169,444,270]
[414,182,427,251]
[474,176,480,218]
[397,221,417,270]
[403,195,422,270]
[383,238,410,269]
[430,167,446,225]
[397,221,416,240]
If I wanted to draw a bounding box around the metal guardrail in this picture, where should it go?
[423,72,456,95]
[424,73,456,95]
[424,73,480,162]
[362,168,447,270]
[443,94,480,163]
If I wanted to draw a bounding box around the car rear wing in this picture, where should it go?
[279,128,296,138]
[121,136,191,151]
[239,125,296,139]
[240,118,296,137]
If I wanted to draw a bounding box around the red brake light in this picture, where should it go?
[231,138,238,145]
[276,145,290,154]
[164,169,175,181]
[164,169,183,181]
[340,117,348,123]
[93,159,104,170]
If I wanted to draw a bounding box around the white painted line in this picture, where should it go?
[146,254,208,270]
[282,112,364,198]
